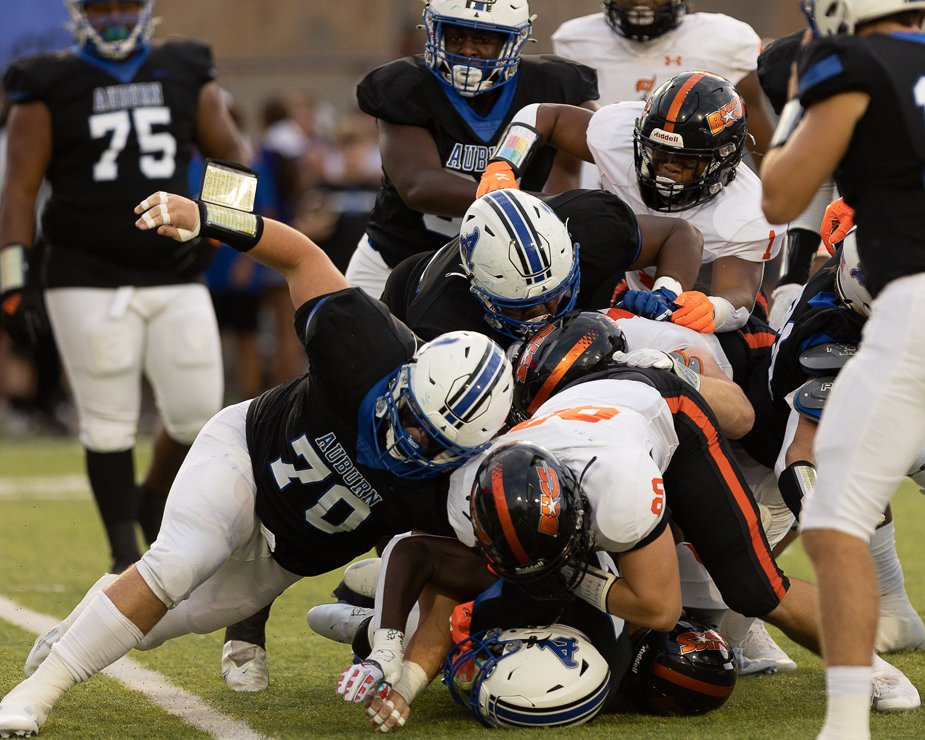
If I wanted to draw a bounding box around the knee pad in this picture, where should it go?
[135,549,196,610]
[677,542,727,611]
[753,473,797,549]
[80,416,137,452]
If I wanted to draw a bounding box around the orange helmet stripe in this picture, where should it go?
[491,465,532,565]
[663,72,707,133]
[528,335,594,415]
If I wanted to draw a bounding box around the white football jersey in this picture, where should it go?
[447,378,676,554]
[602,308,734,378]
[586,101,783,291]
[552,12,760,107]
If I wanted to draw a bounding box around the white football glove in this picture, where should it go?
[336,628,404,703]
[612,349,701,391]
[562,563,618,613]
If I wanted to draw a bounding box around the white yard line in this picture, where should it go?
[0,475,90,500]
[0,597,264,740]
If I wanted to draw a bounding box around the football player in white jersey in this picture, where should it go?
[478,72,784,335]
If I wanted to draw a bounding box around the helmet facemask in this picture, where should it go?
[422,1,533,97]
[67,0,157,59]
[604,0,689,41]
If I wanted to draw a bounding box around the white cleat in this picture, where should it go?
[875,593,925,653]
[0,703,40,738]
[342,558,381,601]
[24,573,118,678]
[871,661,921,712]
[734,621,797,676]
[221,640,268,693]
[307,603,374,645]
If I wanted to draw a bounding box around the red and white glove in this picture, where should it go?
[820,197,854,255]
[670,291,715,333]
[477,161,518,198]
[336,628,404,703]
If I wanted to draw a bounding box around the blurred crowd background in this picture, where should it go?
[0,0,806,436]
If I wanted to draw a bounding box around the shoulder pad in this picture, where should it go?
[356,57,433,124]
[797,35,872,107]
[155,40,215,83]
[519,55,599,102]
[793,376,835,421]
[3,51,71,103]
[798,342,856,375]
[757,29,804,115]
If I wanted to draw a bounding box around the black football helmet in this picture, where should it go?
[469,441,594,601]
[633,71,748,212]
[604,0,689,41]
[621,616,737,715]
[510,311,626,423]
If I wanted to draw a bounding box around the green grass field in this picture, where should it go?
[2,437,925,738]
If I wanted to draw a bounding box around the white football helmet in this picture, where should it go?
[374,331,513,478]
[422,0,534,96]
[445,624,611,728]
[834,229,872,316]
[803,0,925,35]
[460,190,580,338]
[67,0,157,59]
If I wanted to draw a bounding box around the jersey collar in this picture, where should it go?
[75,44,150,84]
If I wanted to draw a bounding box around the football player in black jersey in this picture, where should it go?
[761,2,925,736]
[0,2,246,583]
[345,0,599,299]
[380,187,703,345]
[0,185,514,738]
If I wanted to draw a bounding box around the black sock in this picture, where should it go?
[85,449,140,568]
[136,483,167,546]
[224,601,273,649]
[351,616,374,659]
[332,579,375,609]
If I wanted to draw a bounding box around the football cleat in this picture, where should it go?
[0,704,40,738]
[306,603,374,645]
[342,558,381,601]
[733,622,797,676]
[871,660,921,712]
[221,640,268,692]
[25,573,118,677]
[875,593,925,653]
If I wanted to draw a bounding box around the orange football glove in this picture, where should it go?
[821,197,854,255]
[670,291,715,333]
[450,600,474,644]
[477,161,518,198]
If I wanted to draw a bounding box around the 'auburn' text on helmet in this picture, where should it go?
[373,331,513,478]
[460,190,580,339]
[422,0,534,97]
[604,0,689,41]
[444,624,611,728]
[634,71,748,212]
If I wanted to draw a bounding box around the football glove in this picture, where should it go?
[612,348,701,391]
[670,291,715,333]
[563,563,618,613]
[337,628,404,703]
[476,161,518,198]
[821,197,854,255]
[618,285,677,322]
[1,245,49,349]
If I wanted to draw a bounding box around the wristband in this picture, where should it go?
[571,565,618,612]
[490,122,545,177]
[0,244,27,295]
[709,295,750,332]
[652,275,683,298]
[199,202,264,252]
[391,661,429,704]
[667,351,702,391]
[778,460,816,518]
[769,99,804,149]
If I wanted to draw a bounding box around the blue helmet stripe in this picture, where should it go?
[442,343,504,427]
[486,191,550,284]
[490,674,610,726]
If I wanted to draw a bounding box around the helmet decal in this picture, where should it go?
[536,462,561,536]
[484,190,552,285]
[706,95,744,135]
[661,71,707,133]
[490,463,533,564]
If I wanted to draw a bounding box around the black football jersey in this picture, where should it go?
[380,189,640,344]
[797,33,925,296]
[4,41,214,288]
[245,288,453,576]
[357,55,599,267]
[768,249,866,404]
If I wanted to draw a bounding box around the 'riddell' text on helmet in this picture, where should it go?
[422,0,534,97]
[634,71,748,212]
[460,190,580,339]
[604,0,689,41]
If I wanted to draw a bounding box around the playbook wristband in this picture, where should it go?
[0,244,27,295]
[769,99,804,149]
[198,202,264,252]
[489,122,545,178]
[778,460,817,518]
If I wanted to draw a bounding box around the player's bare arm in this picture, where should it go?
[606,527,681,632]
[630,215,704,291]
[194,81,250,164]
[0,101,52,250]
[736,70,776,156]
[134,191,347,307]
[709,255,763,315]
[379,121,479,217]
[540,99,601,193]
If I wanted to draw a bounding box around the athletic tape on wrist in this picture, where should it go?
[769,99,804,149]
[0,244,27,294]
[392,661,428,704]
[199,202,264,252]
[652,275,683,298]
[709,295,749,332]
[490,122,545,177]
